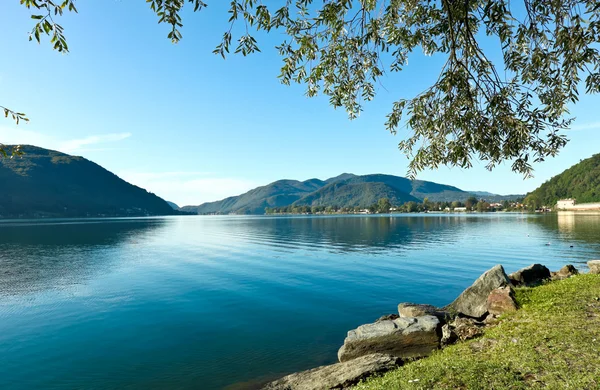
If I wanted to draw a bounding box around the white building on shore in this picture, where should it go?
[556,199,576,209]
[556,198,600,211]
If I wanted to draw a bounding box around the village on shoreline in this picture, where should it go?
[264,197,600,216]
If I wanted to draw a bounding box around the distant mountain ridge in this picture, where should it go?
[166,201,180,210]
[183,173,520,215]
[0,145,177,218]
[468,191,526,202]
[525,153,600,206]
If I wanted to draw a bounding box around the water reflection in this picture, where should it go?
[0,214,599,390]
[206,215,479,254]
[530,212,600,246]
[0,218,167,296]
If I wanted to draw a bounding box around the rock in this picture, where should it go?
[337,316,440,363]
[551,264,579,281]
[558,264,578,277]
[263,353,401,390]
[486,286,518,316]
[451,317,484,341]
[508,264,551,286]
[588,260,600,275]
[483,313,499,326]
[446,265,512,319]
[375,314,399,323]
[440,324,457,346]
[398,303,449,323]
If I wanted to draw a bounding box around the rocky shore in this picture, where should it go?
[263,260,600,390]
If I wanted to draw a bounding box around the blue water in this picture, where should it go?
[0,213,599,389]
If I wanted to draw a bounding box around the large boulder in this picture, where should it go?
[486,286,518,316]
[588,260,600,275]
[445,265,512,319]
[551,264,579,281]
[263,353,401,390]
[337,316,440,363]
[398,303,449,323]
[508,264,551,286]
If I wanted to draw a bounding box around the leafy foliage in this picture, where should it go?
[0,145,177,218]
[525,153,600,207]
[5,0,599,176]
[23,0,76,52]
[1,0,78,156]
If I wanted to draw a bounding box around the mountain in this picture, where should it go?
[166,201,180,210]
[468,191,524,202]
[525,153,600,206]
[184,173,508,215]
[0,145,177,218]
[181,178,326,215]
[292,174,466,207]
[324,173,356,184]
[293,181,420,207]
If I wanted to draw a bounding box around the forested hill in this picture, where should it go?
[525,153,600,206]
[182,173,518,215]
[0,145,177,218]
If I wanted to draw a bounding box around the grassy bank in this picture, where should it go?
[354,274,600,389]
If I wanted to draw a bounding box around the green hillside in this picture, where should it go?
[166,201,180,210]
[343,174,469,202]
[525,153,600,207]
[183,179,326,215]
[0,145,176,218]
[293,181,420,207]
[184,173,509,215]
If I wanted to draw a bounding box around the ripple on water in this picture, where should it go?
[0,214,599,390]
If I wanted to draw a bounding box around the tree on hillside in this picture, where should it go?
[422,197,432,211]
[465,196,478,210]
[524,193,543,210]
[405,201,419,213]
[377,198,392,213]
[4,0,600,175]
[525,153,600,205]
[451,200,463,209]
[476,200,490,212]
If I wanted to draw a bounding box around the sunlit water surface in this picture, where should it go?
[1,213,599,389]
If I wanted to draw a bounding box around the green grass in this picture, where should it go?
[354,274,600,390]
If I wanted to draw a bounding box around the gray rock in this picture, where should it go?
[337,316,440,363]
[483,313,499,326]
[440,324,457,346]
[263,353,401,390]
[486,286,518,316]
[588,260,600,275]
[508,264,551,286]
[398,303,449,323]
[446,265,512,319]
[551,264,579,281]
[375,314,399,323]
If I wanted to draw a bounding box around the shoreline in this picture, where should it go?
[262,261,600,389]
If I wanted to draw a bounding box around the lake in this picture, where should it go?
[1,213,599,389]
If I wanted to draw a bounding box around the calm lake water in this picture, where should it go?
[1,213,599,389]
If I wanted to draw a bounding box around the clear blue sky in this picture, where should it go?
[1,1,599,206]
